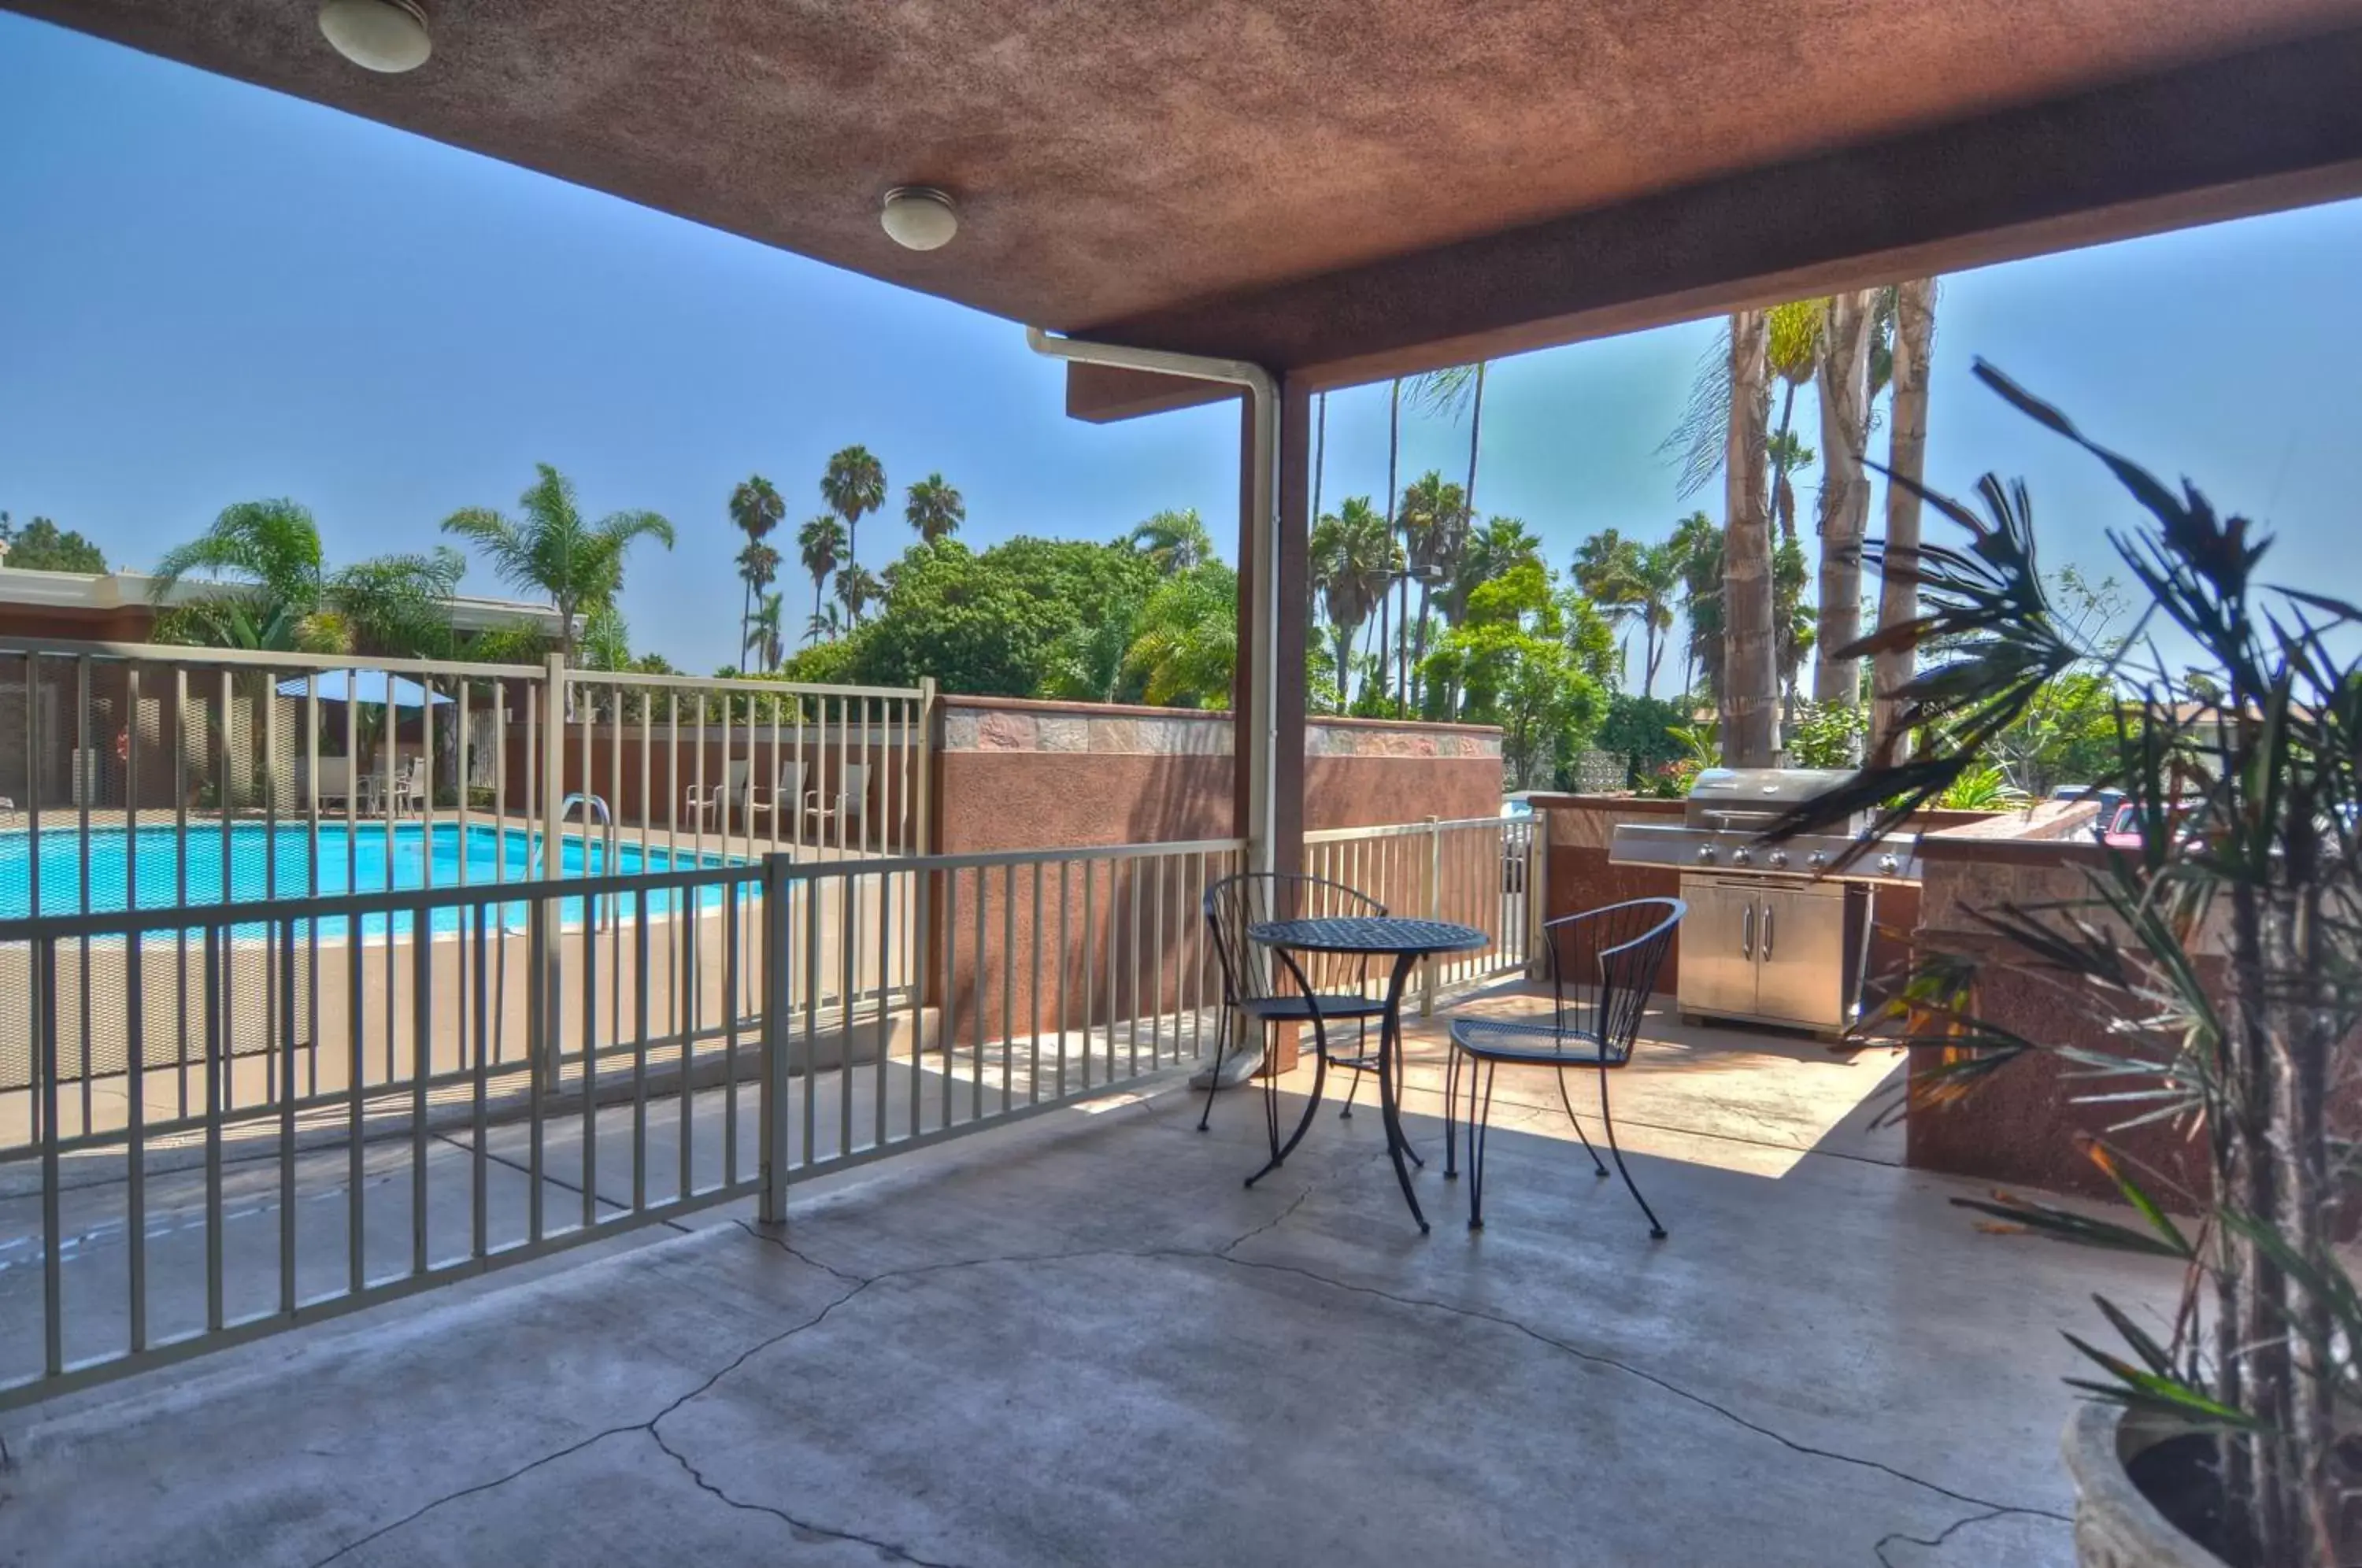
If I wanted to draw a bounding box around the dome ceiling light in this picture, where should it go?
[880,187,959,252]
[318,0,433,74]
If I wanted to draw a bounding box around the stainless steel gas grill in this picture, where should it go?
[1607,767,1923,1036]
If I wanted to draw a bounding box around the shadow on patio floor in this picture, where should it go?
[1,1005,2171,1568]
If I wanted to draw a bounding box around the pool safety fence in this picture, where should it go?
[0,835,1237,1409]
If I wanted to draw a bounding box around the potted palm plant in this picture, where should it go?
[1779,363,2361,1567]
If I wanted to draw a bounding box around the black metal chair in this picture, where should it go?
[1198,871,1395,1170]
[1445,897,1685,1237]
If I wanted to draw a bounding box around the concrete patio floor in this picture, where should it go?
[0,997,2176,1567]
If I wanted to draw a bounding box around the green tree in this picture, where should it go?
[834,561,882,624]
[1125,508,1212,575]
[1123,561,1236,708]
[819,446,887,606]
[727,475,784,665]
[797,513,846,642]
[1309,497,1396,708]
[0,512,106,572]
[1571,528,1646,686]
[1397,470,1469,701]
[904,472,964,544]
[747,593,787,673]
[441,464,675,667]
[1422,560,1605,789]
[844,537,1158,697]
[735,541,780,665]
[1668,510,1722,700]
[1599,692,1690,786]
[153,498,462,656]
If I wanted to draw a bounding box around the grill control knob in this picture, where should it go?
[1767,849,1788,870]
[1807,850,1829,871]
[1696,845,1717,864]
[1877,853,1900,876]
[1731,847,1752,866]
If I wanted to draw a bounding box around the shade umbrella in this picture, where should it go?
[274,669,452,707]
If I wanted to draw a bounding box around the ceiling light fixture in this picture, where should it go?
[880,187,959,251]
[318,0,433,73]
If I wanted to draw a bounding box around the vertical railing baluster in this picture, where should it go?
[723,880,741,1189]
[202,926,224,1333]
[37,937,63,1378]
[411,912,431,1275]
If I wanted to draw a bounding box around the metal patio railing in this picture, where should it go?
[1302,814,1541,1008]
[0,835,1238,1410]
[0,640,934,926]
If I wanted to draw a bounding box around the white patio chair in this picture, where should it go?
[746,760,808,828]
[806,763,870,841]
[684,759,751,827]
[385,755,428,817]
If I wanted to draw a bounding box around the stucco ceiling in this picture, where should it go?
[15,0,2362,339]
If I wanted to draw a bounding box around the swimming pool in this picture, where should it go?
[0,821,750,937]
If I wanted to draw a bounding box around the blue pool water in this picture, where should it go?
[0,822,748,937]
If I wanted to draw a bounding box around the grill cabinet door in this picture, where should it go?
[1676,875,1760,1019]
[1750,881,1848,1030]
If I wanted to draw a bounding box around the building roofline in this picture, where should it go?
[0,567,568,634]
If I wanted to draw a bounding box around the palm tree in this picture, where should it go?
[1126,508,1212,575]
[1448,516,1540,624]
[747,593,786,673]
[152,498,462,657]
[1669,510,1722,700]
[796,514,846,642]
[1396,470,1469,701]
[904,472,964,545]
[727,475,784,662]
[1722,309,1778,766]
[1631,541,1686,697]
[1572,528,1648,682]
[1658,299,1821,532]
[1124,564,1237,708]
[1871,279,1938,756]
[819,446,886,607]
[441,463,676,666]
[735,541,781,666]
[1382,377,1403,704]
[1812,288,1879,709]
[1309,497,1396,706]
[805,601,846,644]
[834,561,881,624]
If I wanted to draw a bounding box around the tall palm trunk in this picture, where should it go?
[1871,279,1936,759]
[1769,382,1801,542]
[1312,394,1327,537]
[1722,310,1778,767]
[1812,289,1877,708]
[1410,362,1485,714]
[1385,378,1404,711]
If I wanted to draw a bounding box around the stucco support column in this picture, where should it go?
[1230,378,1310,1074]
[1233,382,1308,880]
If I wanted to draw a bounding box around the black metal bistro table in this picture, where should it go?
[1245,915,1488,1232]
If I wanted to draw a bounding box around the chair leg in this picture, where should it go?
[1468,1060,1497,1230]
[1553,1066,1609,1178]
[1443,1044,1461,1179]
[1597,1062,1667,1240]
[1197,1004,1231,1132]
[1247,1021,1330,1186]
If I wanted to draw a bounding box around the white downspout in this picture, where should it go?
[1024,327,1282,875]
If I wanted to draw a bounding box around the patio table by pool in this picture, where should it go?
[1246,914,1486,1232]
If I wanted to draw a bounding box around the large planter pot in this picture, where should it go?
[2062,1403,2223,1567]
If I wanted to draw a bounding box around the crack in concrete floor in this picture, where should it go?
[1871,1504,2057,1565]
[278,1141,2062,1568]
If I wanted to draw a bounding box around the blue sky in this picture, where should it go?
[4,12,2359,682]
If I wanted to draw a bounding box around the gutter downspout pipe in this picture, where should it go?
[1024,327,1283,876]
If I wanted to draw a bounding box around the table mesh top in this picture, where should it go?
[1247,916,1489,956]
